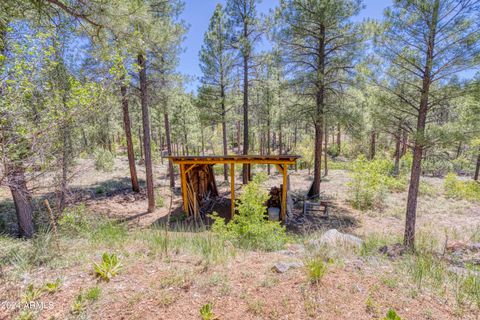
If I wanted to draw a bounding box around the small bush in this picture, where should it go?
[22,284,43,303]
[305,257,328,284]
[348,156,406,210]
[422,158,453,177]
[444,173,480,202]
[211,174,288,251]
[93,252,122,281]
[94,149,115,172]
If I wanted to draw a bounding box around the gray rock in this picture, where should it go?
[272,262,303,273]
[309,229,363,249]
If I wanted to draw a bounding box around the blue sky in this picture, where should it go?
[178,0,393,92]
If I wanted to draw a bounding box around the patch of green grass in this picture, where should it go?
[305,257,328,284]
[22,284,43,303]
[85,286,101,301]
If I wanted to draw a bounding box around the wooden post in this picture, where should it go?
[230,162,235,219]
[281,163,287,221]
[180,164,188,215]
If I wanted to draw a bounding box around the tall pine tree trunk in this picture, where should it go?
[221,86,228,182]
[164,112,175,188]
[308,24,325,198]
[121,83,140,192]
[137,53,155,213]
[404,0,439,249]
[393,125,402,177]
[370,130,376,160]
[337,123,341,155]
[324,124,328,177]
[242,51,250,184]
[474,148,480,181]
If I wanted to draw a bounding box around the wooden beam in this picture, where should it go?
[180,163,188,215]
[184,164,197,175]
[171,159,297,165]
[230,162,235,219]
[281,163,287,221]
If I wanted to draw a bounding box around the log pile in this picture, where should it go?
[266,186,281,208]
[185,164,219,218]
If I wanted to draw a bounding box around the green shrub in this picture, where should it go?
[93,252,122,281]
[444,173,480,202]
[94,149,115,172]
[58,204,91,235]
[211,173,288,251]
[422,158,453,177]
[43,278,62,293]
[347,156,406,210]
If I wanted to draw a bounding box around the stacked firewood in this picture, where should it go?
[266,186,281,208]
[185,164,219,218]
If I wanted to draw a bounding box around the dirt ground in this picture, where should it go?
[1,158,480,319]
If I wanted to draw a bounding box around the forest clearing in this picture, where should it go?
[1,0,480,319]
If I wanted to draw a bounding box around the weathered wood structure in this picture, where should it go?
[169,155,300,221]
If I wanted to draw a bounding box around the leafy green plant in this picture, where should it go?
[93,253,123,281]
[200,303,215,320]
[43,278,62,293]
[94,149,115,172]
[305,257,328,284]
[22,284,43,303]
[211,174,288,251]
[71,293,86,315]
[384,309,402,320]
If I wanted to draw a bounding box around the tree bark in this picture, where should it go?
[474,148,480,181]
[8,166,35,238]
[337,123,341,154]
[242,21,250,184]
[404,0,439,250]
[324,124,328,177]
[370,130,376,160]
[121,83,140,193]
[393,125,402,177]
[164,112,175,188]
[221,86,228,182]
[137,53,155,213]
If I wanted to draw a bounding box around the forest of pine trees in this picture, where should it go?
[1,1,480,247]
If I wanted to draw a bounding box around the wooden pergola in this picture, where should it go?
[169,155,300,221]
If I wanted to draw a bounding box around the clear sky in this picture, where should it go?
[178,0,392,92]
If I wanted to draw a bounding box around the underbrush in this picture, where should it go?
[211,173,289,251]
[347,156,408,210]
[94,149,115,172]
[361,231,480,314]
[444,173,480,202]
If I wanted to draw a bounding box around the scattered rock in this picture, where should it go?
[308,229,363,249]
[379,243,407,259]
[271,262,303,273]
